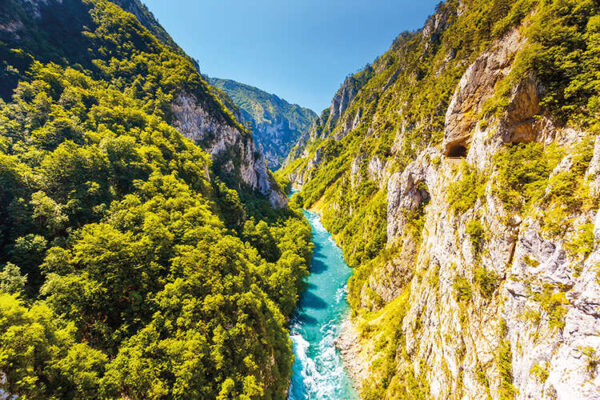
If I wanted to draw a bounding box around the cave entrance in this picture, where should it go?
[446,143,468,158]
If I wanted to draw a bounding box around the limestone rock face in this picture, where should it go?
[373,128,600,399]
[367,155,386,187]
[443,28,525,156]
[344,28,600,400]
[283,2,600,398]
[307,148,324,173]
[328,75,366,133]
[387,151,437,242]
[172,92,287,208]
[500,74,542,144]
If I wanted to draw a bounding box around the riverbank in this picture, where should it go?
[334,318,368,394]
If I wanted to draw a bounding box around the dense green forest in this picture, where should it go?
[0,0,312,398]
[3,0,600,398]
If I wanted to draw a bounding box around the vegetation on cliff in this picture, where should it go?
[0,0,311,398]
[281,0,600,398]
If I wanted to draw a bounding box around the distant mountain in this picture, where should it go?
[209,78,317,170]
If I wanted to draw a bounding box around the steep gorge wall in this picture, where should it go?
[0,0,286,207]
[282,0,600,398]
[208,77,318,170]
[172,92,287,207]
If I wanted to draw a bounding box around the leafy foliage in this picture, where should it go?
[448,163,487,214]
[466,220,485,254]
[474,266,499,298]
[566,223,596,257]
[534,287,569,330]
[524,0,600,129]
[492,143,557,212]
[0,1,312,398]
[497,338,516,400]
[0,263,26,295]
[453,275,473,303]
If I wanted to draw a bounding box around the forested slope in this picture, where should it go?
[0,0,312,398]
[280,0,600,398]
[209,78,317,170]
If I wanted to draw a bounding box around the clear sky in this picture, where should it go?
[141,0,440,113]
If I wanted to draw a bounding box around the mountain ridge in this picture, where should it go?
[209,77,317,170]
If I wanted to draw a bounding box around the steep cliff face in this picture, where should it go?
[0,0,286,207]
[172,92,287,207]
[208,77,317,170]
[281,0,600,398]
[280,67,375,188]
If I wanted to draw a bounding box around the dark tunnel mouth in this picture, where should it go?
[446,143,468,158]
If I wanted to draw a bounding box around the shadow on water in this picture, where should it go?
[298,291,328,310]
[295,313,319,326]
[309,256,328,274]
[309,240,330,268]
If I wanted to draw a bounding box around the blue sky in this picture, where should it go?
[142,0,440,113]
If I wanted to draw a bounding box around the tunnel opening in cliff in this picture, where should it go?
[445,143,468,158]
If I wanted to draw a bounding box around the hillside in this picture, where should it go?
[280,0,600,398]
[0,0,312,398]
[209,77,317,170]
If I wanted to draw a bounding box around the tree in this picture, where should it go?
[0,263,26,295]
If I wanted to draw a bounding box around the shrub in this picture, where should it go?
[448,164,487,214]
[523,255,540,267]
[466,220,485,255]
[566,223,596,257]
[530,362,549,383]
[454,275,472,303]
[535,288,569,330]
[521,307,541,325]
[474,266,499,298]
[493,143,552,212]
[583,346,599,377]
[544,139,595,211]
[497,340,516,400]
[541,206,570,237]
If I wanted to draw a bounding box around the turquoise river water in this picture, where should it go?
[288,210,359,400]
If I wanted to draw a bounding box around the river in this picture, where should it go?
[287,210,358,400]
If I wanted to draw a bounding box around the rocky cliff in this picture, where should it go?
[281,0,600,398]
[0,0,286,207]
[171,91,287,207]
[282,65,374,179]
[209,77,317,170]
